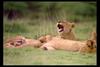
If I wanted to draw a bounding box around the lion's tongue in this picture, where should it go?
[58,29,63,32]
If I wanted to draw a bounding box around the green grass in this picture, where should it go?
[3,47,96,65]
[74,21,96,40]
[3,17,96,65]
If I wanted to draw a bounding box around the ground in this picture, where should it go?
[3,47,96,65]
[3,17,96,65]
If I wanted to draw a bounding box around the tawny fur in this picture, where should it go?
[5,36,26,44]
[57,20,76,40]
[25,39,43,48]
[40,37,96,53]
[4,36,43,48]
[4,36,26,47]
[79,40,96,53]
[91,31,96,41]
[90,31,97,46]
[37,20,76,43]
[38,35,52,43]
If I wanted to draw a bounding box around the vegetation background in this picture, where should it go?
[3,2,96,65]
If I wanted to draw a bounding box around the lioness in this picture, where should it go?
[57,20,76,40]
[5,36,26,47]
[4,35,42,48]
[38,20,76,43]
[40,37,96,53]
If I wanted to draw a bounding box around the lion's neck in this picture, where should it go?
[59,31,76,40]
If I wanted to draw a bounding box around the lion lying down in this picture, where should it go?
[40,37,96,53]
[4,36,43,48]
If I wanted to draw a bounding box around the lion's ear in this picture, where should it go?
[71,23,75,28]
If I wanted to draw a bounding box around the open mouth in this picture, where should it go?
[57,24,64,32]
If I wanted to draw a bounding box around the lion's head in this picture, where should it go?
[57,20,75,34]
